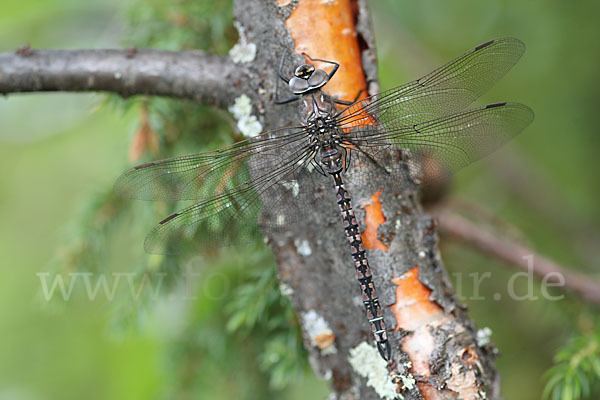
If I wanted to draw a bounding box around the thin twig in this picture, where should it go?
[489,147,600,269]
[433,207,600,307]
[0,48,245,108]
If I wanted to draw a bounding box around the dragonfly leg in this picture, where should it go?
[278,49,290,84]
[311,158,327,177]
[274,93,301,104]
[334,89,364,106]
[339,145,351,172]
[274,50,301,104]
[301,52,340,80]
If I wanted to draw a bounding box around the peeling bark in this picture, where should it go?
[233,1,500,399]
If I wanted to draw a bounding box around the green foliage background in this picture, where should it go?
[0,0,598,399]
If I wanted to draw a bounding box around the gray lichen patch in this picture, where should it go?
[229,22,257,64]
[228,94,262,137]
[282,179,300,197]
[294,238,312,256]
[476,327,492,347]
[398,373,416,391]
[348,342,399,399]
[303,310,337,355]
[279,282,294,297]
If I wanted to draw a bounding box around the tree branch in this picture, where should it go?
[0,48,245,107]
[488,147,600,270]
[233,0,501,398]
[433,207,600,306]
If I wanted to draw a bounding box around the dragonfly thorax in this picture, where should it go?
[298,91,336,125]
[299,92,345,174]
[306,113,342,149]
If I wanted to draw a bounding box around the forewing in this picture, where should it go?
[338,37,525,129]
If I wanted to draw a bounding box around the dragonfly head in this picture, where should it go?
[289,65,329,94]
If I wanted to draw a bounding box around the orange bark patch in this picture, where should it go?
[314,332,336,349]
[390,267,486,399]
[361,190,388,250]
[389,267,443,331]
[389,266,446,394]
[286,0,367,103]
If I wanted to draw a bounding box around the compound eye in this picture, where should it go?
[295,64,314,78]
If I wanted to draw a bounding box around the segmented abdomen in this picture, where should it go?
[332,172,391,361]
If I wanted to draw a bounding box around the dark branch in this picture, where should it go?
[0,48,245,108]
[434,207,600,307]
[488,148,600,270]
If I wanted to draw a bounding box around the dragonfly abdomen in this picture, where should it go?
[332,172,391,361]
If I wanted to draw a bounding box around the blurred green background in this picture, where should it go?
[1,0,598,399]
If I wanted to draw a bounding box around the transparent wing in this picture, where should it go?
[114,125,308,201]
[116,37,531,254]
[140,139,317,254]
[346,102,534,179]
[337,37,525,129]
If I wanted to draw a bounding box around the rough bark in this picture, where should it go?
[0,48,244,108]
[232,1,500,399]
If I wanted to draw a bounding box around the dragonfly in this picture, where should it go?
[114,37,534,361]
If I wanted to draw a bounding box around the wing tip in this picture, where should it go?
[474,37,526,56]
[510,102,535,123]
[113,174,128,198]
[114,162,155,198]
[144,223,181,255]
[113,171,137,199]
[485,101,535,123]
[475,39,495,51]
